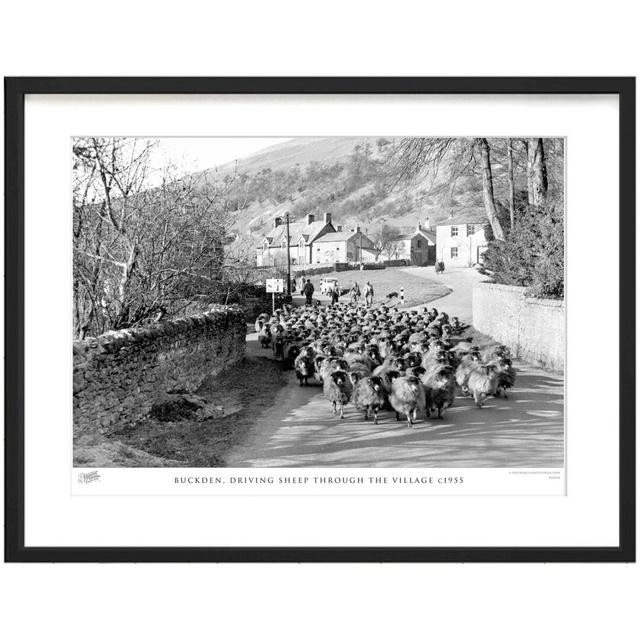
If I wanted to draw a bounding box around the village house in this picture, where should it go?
[256,213,378,267]
[393,220,437,265]
[256,212,335,267]
[312,226,376,264]
[436,211,488,267]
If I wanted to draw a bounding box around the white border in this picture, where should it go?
[24,93,619,547]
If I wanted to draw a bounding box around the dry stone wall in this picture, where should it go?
[472,283,564,372]
[73,306,246,436]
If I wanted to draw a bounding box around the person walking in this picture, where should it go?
[349,281,361,305]
[330,281,340,306]
[364,281,374,307]
[302,278,315,306]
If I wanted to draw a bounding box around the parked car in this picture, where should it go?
[320,277,340,295]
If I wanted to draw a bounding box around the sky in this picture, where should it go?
[151,137,292,176]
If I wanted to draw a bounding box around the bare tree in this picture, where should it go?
[476,138,505,240]
[372,224,404,261]
[73,137,242,337]
[506,138,516,229]
[527,138,548,207]
[385,137,505,239]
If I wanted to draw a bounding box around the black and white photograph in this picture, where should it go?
[72,135,565,471]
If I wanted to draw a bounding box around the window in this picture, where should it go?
[450,247,458,258]
[468,224,476,235]
[417,240,422,248]
[451,226,458,237]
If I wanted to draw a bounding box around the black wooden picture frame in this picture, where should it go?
[4,77,636,562]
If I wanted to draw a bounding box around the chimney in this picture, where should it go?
[274,216,282,228]
[324,212,332,224]
[425,217,431,230]
[416,219,422,231]
[306,213,315,225]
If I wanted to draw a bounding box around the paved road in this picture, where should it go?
[399,266,485,321]
[228,268,564,468]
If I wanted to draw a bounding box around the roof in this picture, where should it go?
[398,228,436,243]
[314,230,358,243]
[267,220,333,246]
[437,211,486,226]
[417,228,436,243]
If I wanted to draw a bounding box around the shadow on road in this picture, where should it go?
[227,367,564,468]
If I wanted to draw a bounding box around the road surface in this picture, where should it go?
[227,268,564,468]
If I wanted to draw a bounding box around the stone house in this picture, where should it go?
[256,212,335,267]
[312,227,376,264]
[435,211,488,267]
[393,220,437,265]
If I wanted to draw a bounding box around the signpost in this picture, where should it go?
[266,278,284,313]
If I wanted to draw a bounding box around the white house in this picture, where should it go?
[256,212,335,267]
[312,227,376,264]
[436,211,488,267]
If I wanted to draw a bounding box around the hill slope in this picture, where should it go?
[202,136,490,253]
[211,137,367,177]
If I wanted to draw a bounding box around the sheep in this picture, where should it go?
[352,375,386,423]
[389,374,426,428]
[482,344,511,361]
[403,351,423,369]
[254,313,269,333]
[455,352,482,395]
[272,332,286,360]
[258,324,272,349]
[349,361,372,379]
[323,370,353,418]
[294,353,315,386]
[491,356,517,398]
[467,364,500,407]
[284,344,301,370]
[421,365,456,419]
[319,357,349,383]
[344,351,374,373]
[450,316,467,333]
[312,354,328,382]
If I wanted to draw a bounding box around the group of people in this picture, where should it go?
[297,277,375,308]
[346,281,375,307]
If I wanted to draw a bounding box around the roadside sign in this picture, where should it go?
[266,278,284,293]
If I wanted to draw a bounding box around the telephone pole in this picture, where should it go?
[285,211,292,296]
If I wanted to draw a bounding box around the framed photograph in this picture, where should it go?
[4,77,635,562]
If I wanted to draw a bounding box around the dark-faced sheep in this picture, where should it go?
[285,344,301,370]
[467,364,500,407]
[389,375,426,428]
[294,353,314,386]
[492,356,517,398]
[258,324,272,349]
[352,375,386,423]
[421,365,456,419]
[319,357,349,382]
[323,370,353,419]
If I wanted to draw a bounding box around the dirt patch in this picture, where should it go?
[95,356,288,467]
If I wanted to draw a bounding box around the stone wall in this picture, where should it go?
[73,306,246,436]
[472,283,564,372]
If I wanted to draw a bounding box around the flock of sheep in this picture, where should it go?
[255,302,516,428]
